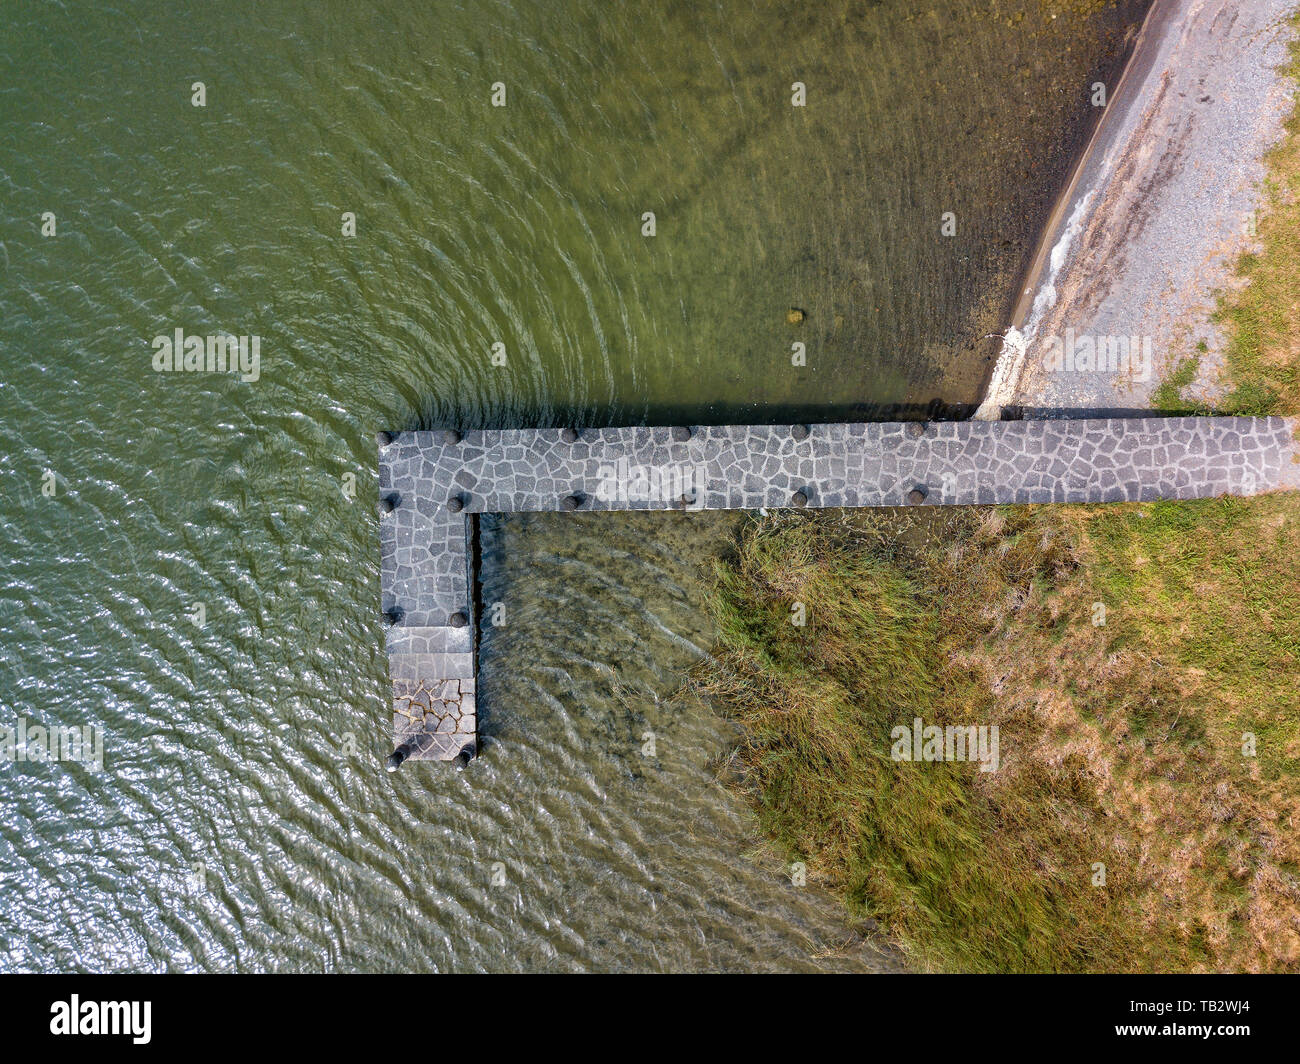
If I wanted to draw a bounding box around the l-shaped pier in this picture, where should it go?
[377,416,1300,766]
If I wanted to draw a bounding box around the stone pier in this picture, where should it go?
[377,416,1300,763]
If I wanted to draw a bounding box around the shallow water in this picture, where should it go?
[0,0,1145,971]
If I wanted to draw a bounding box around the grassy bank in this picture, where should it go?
[1218,14,1300,415]
[1162,13,1300,414]
[695,499,1300,971]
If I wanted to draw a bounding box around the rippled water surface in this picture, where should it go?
[1,0,1146,970]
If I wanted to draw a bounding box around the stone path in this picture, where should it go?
[378,416,1300,764]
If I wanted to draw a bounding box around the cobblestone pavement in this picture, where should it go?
[378,416,1300,762]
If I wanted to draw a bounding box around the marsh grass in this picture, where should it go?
[695,498,1300,971]
[696,507,1138,972]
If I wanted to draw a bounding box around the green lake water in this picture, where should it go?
[0,0,1146,971]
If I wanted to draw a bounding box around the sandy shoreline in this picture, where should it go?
[975,0,1297,420]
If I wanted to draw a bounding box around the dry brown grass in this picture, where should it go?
[698,495,1300,971]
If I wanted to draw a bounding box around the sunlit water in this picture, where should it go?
[0,0,1146,971]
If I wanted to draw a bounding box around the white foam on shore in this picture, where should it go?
[973,189,1095,419]
[972,325,1029,420]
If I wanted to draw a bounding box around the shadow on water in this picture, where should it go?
[411,398,980,432]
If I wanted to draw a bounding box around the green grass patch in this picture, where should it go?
[1084,497,1300,779]
[1151,354,1204,413]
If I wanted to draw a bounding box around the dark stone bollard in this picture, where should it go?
[791,424,810,441]
[448,495,465,513]
[377,495,396,516]
[907,422,928,439]
[672,426,692,442]
[376,431,395,447]
[386,739,419,772]
[791,490,808,507]
[441,429,462,445]
[562,494,583,511]
[561,427,579,443]
[906,486,928,505]
[456,743,476,769]
[449,611,468,628]
[382,607,403,627]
